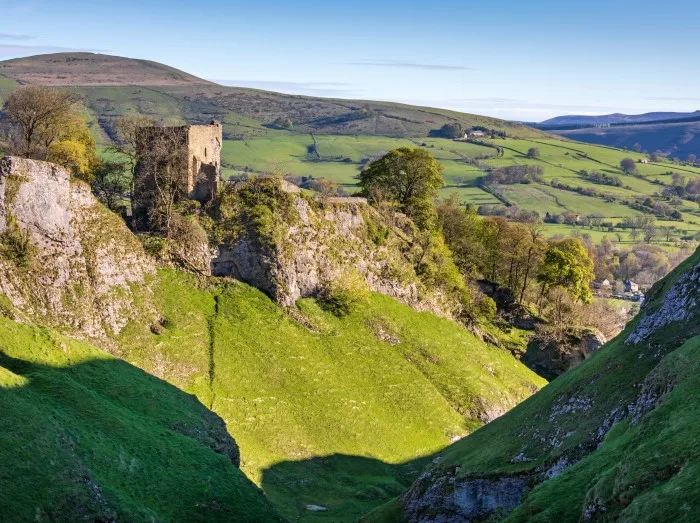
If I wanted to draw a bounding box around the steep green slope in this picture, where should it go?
[368,247,700,521]
[114,270,546,521]
[0,315,279,521]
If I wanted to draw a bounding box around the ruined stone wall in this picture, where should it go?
[187,121,222,202]
[133,122,222,230]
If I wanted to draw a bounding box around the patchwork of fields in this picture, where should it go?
[219,132,700,246]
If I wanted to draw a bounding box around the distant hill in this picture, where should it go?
[551,120,700,159]
[0,52,214,86]
[540,110,700,127]
[0,52,547,140]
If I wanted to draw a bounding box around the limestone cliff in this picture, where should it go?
[211,178,465,317]
[0,157,155,338]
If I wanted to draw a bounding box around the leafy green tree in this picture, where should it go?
[526,147,540,159]
[45,114,98,181]
[92,161,130,211]
[436,122,464,139]
[360,147,445,229]
[271,117,293,129]
[537,239,594,321]
[620,158,637,174]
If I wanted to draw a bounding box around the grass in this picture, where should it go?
[369,246,700,522]
[0,314,279,521]
[114,270,545,522]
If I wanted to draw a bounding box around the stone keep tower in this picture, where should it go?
[133,120,222,229]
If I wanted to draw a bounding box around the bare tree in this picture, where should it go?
[134,127,189,235]
[110,115,156,207]
[3,86,80,158]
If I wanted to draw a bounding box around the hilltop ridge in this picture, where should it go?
[0,52,215,86]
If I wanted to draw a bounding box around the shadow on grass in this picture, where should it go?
[261,451,439,522]
[0,350,279,522]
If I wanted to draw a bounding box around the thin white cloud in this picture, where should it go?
[213,79,360,97]
[645,97,700,102]
[449,97,615,112]
[0,33,34,41]
[345,60,473,71]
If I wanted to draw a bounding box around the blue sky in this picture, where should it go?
[1,0,699,121]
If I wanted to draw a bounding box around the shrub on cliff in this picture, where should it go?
[0,215,35,268]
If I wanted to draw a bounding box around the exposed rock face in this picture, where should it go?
[522,329,607,380]
[0,157,155,337]
[626,262,700,344]
[401,469,528,523]
[213,186,455,316]
[477,279,540,330]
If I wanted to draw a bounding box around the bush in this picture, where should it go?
[0,215,35,268]
[138,234,167,259]
[317,272,368,317]
[477,295,497,321]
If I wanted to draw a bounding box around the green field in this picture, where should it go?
[112,270,545,521]
[216,132,700,248]
[0,314,279,521]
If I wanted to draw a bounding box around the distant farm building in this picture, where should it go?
[623,280,640,293]
[465,130,485,138]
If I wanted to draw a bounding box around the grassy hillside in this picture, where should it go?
[367,246,700,521]
[0,315,279,521]
[111,270,545,521]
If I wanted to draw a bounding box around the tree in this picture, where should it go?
[436,122,464,139]
[537,239,594,321]
[110,115,156,207]
[92,161,130,211]
[526,147,540,159]
[2,86,80,159]
[688,154,697,165]
[633,143,643,153]
[45,113,98,181]
[133,127,189,235]
[643,224,658,243]
[620,158,637,174]
[360,147,445,229]
[271,117,293,129]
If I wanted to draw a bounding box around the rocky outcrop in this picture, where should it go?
[401,468,528,523]
[212,181,458,316]
[0,157,155,337]
[522,328,607,380]
[477,279,540,330]
[625,261,700,344]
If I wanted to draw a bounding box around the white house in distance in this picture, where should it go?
[464,130,485,139]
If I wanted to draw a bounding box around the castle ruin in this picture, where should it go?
[133,120,222,229]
